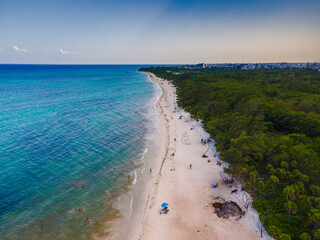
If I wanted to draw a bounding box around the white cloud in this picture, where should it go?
[13,45,32,53]
[59,49,75,55]
[0,48,3,51]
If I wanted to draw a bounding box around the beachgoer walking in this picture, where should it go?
[150,168,152,174]
[85,217,90,225]
[190,164,192,169]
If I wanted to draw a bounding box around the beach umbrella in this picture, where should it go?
[161,203,169,207]
[180,116,183,118]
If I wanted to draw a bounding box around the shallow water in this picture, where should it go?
[0,65,158,239]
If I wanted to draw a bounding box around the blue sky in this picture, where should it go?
[0,0,319,64]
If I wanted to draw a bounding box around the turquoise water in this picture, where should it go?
[0,65,158,239]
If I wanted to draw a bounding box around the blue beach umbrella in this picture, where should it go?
[161,203,169,208]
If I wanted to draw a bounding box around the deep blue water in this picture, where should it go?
[0,65,158,239]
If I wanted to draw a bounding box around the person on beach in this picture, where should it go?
[150,168,152,174]
[128,175,130,180]
[85,217,90,225]
[190,164,192,169]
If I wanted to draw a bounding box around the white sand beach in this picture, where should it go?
[125,72,270,240]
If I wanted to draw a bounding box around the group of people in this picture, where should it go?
[85,217,90,225]
[201,138,208,145]
[160,207,169,214]
[211,183,218,188]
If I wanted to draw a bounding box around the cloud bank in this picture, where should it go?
[13,45,32,53]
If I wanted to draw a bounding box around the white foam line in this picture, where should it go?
[140,148,147,176]
[143,148,148,155]
[132,171,137,185]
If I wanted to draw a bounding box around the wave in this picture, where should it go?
[140,148,148,176]
[132,171,137,185]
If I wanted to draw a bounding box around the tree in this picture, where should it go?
[240,167,248,177]
[310,208,320,229]
[315,229,320,240]
[279,168,288,180]
[300,232,311,240]
[269,225,281,239]
[299,195,311,210]
[270,175,279,199]
[223,146,243,181]
[250,170,258,183]
[281,161,289,169]
[257,180,264,198]
[284,186,295,200]
[293,169,303,181]
[267,164,276,175]
[291,160,298,168]
[270,175,279,185]
[311,186,320,197]
[285,200,297,215]
[302,175,309,183]
[297,182,305,195]
[280,233,291,240]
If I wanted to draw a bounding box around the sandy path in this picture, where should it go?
[129,73,269,240]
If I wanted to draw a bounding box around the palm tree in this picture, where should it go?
[270,175,279,199]
[314,229,320,240]
[285,200,297,215]
[280,233,291,240]
[284,186,295,200]
[257,180,264,198]
[300,232,311,240]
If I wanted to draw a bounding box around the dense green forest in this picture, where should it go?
[140,67,320,240]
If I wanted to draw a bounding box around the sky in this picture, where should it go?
[0,0,320,64]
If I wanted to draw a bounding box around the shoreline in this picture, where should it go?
[126,72,270,240]
[94,72,164,240]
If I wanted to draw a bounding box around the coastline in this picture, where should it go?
[126,72,270,240]
[93,72,163,240]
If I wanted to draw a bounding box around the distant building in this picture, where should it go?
[186,62,320,71]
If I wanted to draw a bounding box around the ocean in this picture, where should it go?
[0,65,161,239]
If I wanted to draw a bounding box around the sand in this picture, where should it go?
[125,72,270,240]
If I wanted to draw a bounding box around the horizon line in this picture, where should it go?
[0,61,320,65]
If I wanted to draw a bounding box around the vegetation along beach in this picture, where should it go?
[138,66,320,240]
